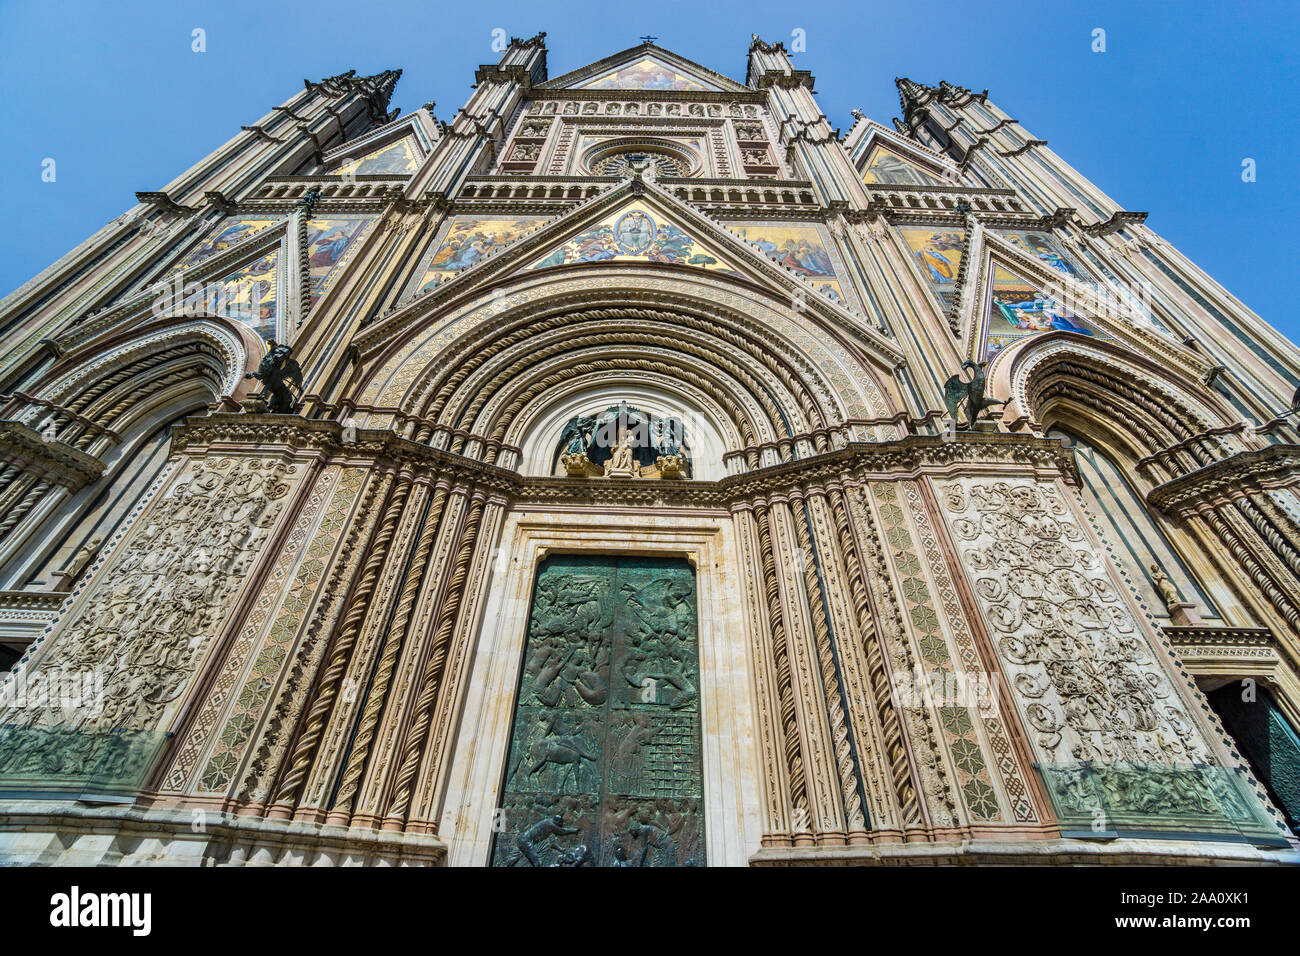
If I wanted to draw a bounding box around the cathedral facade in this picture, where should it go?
[0,34,1298,866]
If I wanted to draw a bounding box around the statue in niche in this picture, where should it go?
[559,406,689,479]
[559,414,597,475]
[561,414,596,454]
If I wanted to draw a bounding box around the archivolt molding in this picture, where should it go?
[1147,445,1300,517]
[0,421,105,491]
[433,300,837,429]
[21,317,260,433]
[1002,337,1244,470]
[0,318,260,561]
[458,340,786,461]
[350,269,897,474]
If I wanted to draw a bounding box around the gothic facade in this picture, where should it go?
[0,35,1298,866]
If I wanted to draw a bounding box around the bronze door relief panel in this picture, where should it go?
[490,555,705,866]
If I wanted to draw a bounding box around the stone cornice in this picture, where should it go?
[0,590,68,612]
[0,422,105,491]
[1084,211,1148,237]
[172,415,1078,509]
[1147,445,1300,515]
[753,69,815,92]
[1163,625,1276,649]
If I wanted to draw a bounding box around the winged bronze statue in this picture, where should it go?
[943,360,1006,430]
[245,340,303,414]
[559,415,597,455]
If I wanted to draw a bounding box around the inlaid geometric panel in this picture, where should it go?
[491,555,705,867]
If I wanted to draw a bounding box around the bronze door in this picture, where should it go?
[490,555,705,866]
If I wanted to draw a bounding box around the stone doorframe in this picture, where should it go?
[439,507,763,866]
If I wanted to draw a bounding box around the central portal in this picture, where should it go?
[490,554,705,866]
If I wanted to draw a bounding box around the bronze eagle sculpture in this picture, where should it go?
[943,360,1006,430]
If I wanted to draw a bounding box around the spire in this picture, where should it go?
[304,68,403,123]
[938,80,988,105]
[894,77,935,114]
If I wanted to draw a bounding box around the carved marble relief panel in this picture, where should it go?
[936,476,1281,838]
[938,477,1209,766]
[491,555,705,866]
[0,456,297,794]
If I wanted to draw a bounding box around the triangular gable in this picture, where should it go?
[580,55,718,92]
[541,44,748,94]
[861,144,946,187]
[356,178,906,372]
[983,263,1110,362]
[403,215,550,299]
[997,228,1089,282]
[333,135,421,177]
[523,201,742,274]
[998,227,1170,334]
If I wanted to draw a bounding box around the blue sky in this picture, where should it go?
[1,1,1296,339]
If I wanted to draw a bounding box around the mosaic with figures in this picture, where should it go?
[405,215,547,297]
[998,229,1089,281]
[333,136,421,177]
[171,217,280,273]
[305,217,371,310]
[579,56,718,92]
[182,249,281,340]
[897,226,966,310]
[985,264,1110,361]
[527,205,738,274]
[732,221,862,310]
[861,145,945,186]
